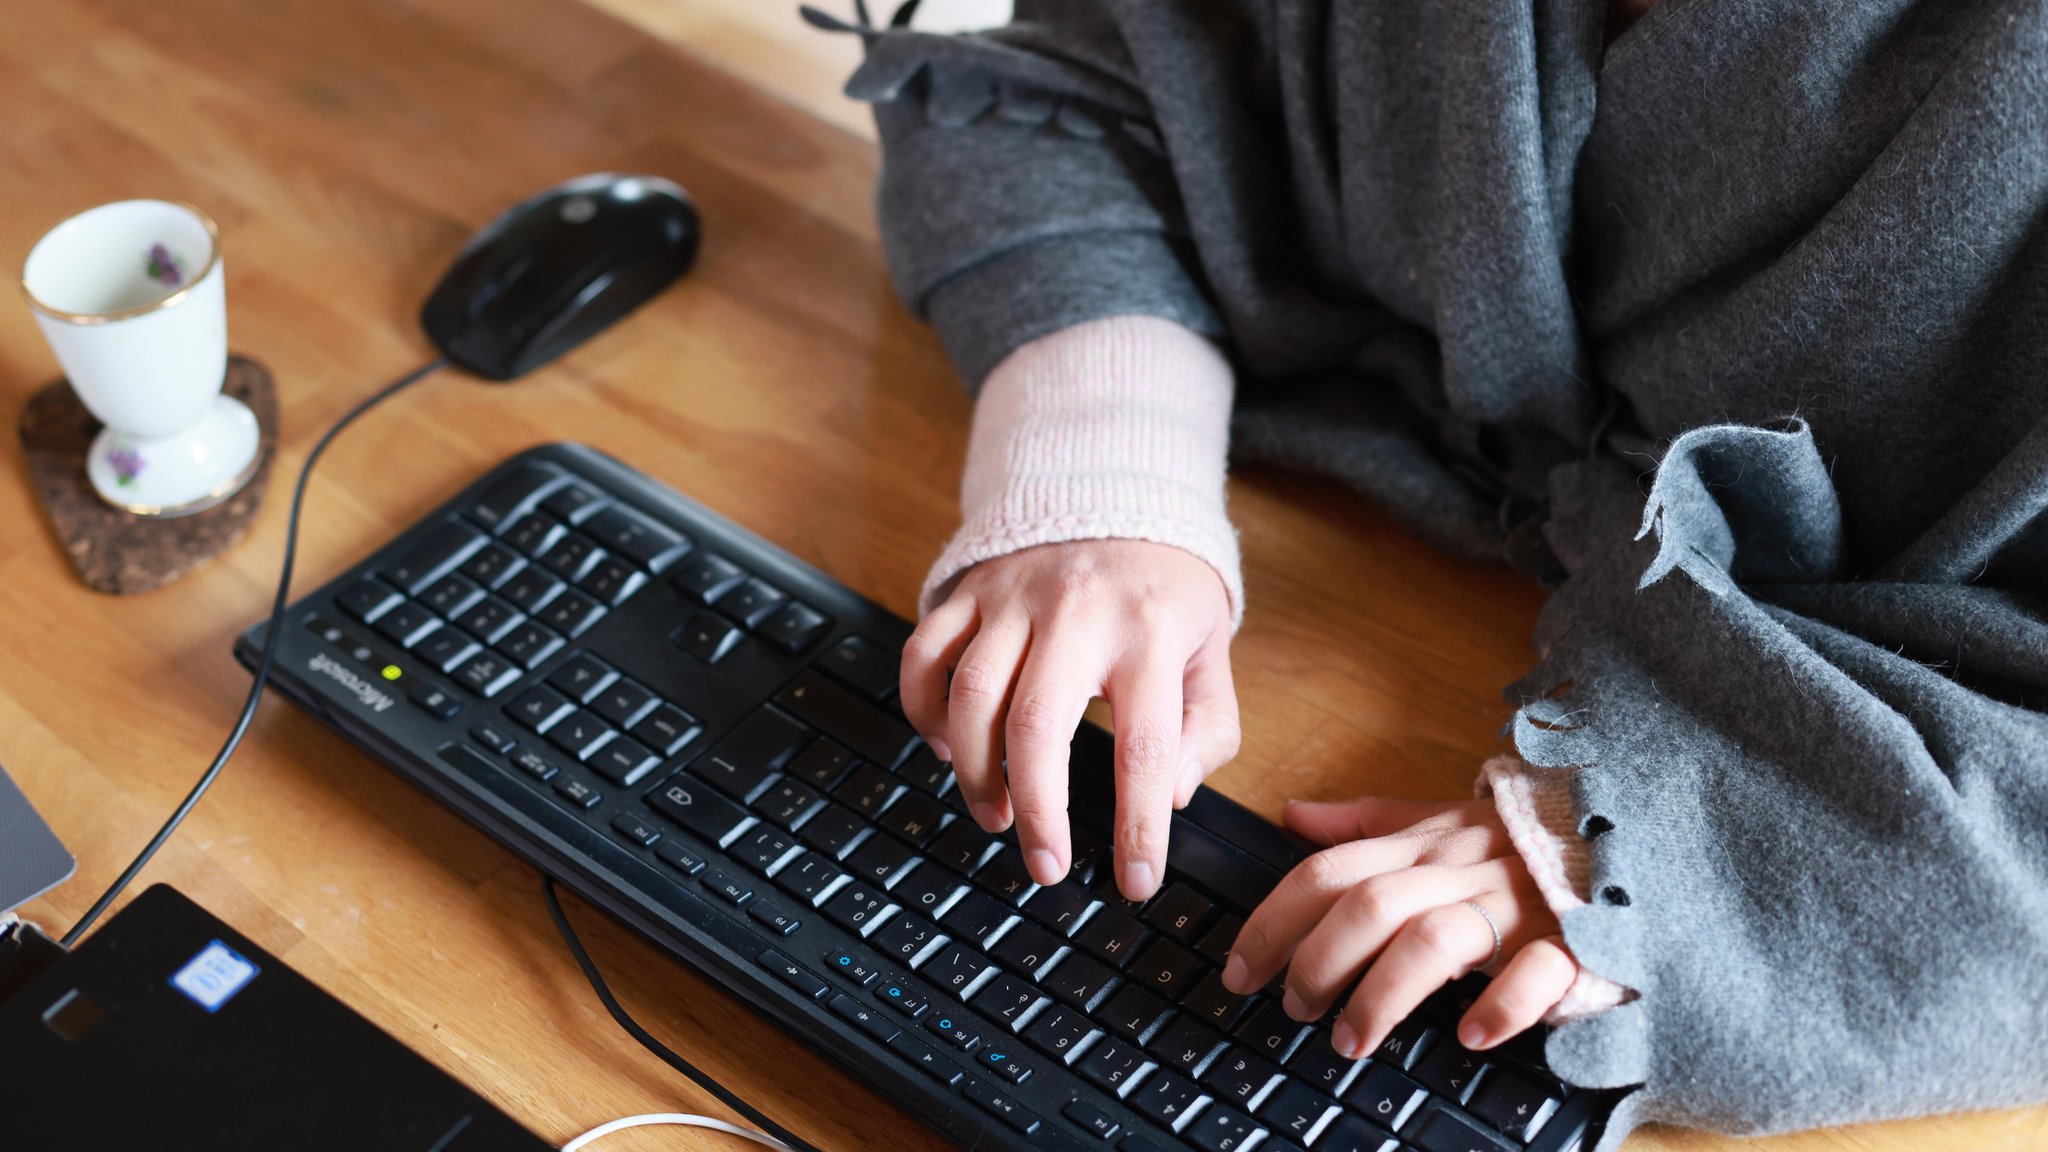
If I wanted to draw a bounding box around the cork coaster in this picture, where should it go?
[19,355,279,595]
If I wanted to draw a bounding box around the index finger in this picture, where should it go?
[1108,653,1183,901]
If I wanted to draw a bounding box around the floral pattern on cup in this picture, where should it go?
[145,243,186,288]
[108,446,147,487]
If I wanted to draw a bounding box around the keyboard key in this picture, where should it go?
[824,949,881,987]
[500,565,564,612]
[1315,1113,1401,1152]
[979,1045,1032,1085]
[846,834,919,887]
[748,899,800,937]
[798,804,865,858]
[374,602,440,648]
[590,678,656,727]
[924,1004,983,1050]
[893,745,953,795]
[696,708,809,801]
[1074,908,1148,967]
[1144,883,1216,941]
[776,671,919,767]
[1044,951,1119,1010]
[1184,971,1254,1030]
[759,601,830,653]
[754,778,825,830]
[1022,1004,1096,1064]
[584,505,690,569]
[1025,880,1097,936]
[545,708,614,760]
[1099,984,1172,1042]
[509,685,575,732]
[415,627,483,675]
[1200,1045,1280,1107]
[1078,1037,1150,1096]
[962,1080,1039,1135]
[1131,1070,1204,1129]
[971,972,1042,1031]
[784,739,856,789]
[1257,1080,1336,1144]
[923,945,990,996]
[1063,1098,1121,1140]
[510,747,559,781]
[547,652,616,701]
[822,883,891,934]
[610,812,662,848]
[877,791,948,846]
[1372,1015,1438,1071]
[991,921,1063,978]
[833,763,900,818]
[459,541,525,590]
[673,611,743,663]
[579,557,647,606]
[1287,1034,1365,1096]
[539,534,605,581]
[937,889,1011,945]
[419,573,485,617]
[1148,1016,1227,1074]
[646,776,750,846]
[883,858,956,913]
[731,826,798,873]
[974,849,1037,906]
[385,519,486,593]
[1128,937,1204,999]
[701,867,753,905]
[553,776,602,810]
[1466,1069,1560,1143]
[469,722,518,754]
[456,597,522,644]
[1414,1039,1487,1105]
[874,977,930,1016]
[758,948,826,999]
[715,576,787,628]
[891,1032,963,1085]
[819,635,897,700]
[408,682,463,719]
[929,821,1000,874]
[470,462,568,530]
[503,513,567,557]
[656,840,705,876]
[452,650,521,697]
[828,992,899,1042]
[1408,1107,1514,1152]
[871,912,945,965]
[672,552,746,603]
[1185,1104,1261,1152]
[498,620,564,669]
[589,736,661,787]
[537,590,606,638]
[540,481,608,525]
[1345,1063,1429,1131]
[632,705,702,756]
[1235,998,1312,1060]
[775,851,845,907]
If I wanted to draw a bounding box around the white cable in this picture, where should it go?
[561,1112,792,1151]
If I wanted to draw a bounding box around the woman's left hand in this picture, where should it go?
[1220,794,1583,1058]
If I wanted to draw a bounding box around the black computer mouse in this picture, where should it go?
[422,173,700,381]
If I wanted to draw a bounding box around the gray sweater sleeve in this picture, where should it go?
[842,1,1223,386]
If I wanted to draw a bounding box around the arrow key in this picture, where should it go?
[1465,1067,1561,1143]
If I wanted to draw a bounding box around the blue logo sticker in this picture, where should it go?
[170,940,259,1013]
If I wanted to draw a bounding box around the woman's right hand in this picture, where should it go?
[900,539,1240,900]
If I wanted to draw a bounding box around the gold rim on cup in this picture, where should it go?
[19,199,223,326]
[97,439,264,519]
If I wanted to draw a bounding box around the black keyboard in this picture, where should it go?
[237,443,1614,1152]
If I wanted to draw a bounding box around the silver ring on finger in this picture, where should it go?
[1461,900,1503,971]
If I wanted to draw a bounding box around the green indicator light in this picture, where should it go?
[381,665,403,681]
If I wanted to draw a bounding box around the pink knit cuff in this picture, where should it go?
[1477,756,1633,1023]
[921,315,1243,626]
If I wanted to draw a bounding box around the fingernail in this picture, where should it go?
[1222,954,1248,993]
[970,801,1002,830]
[1282,988,1311,1021]
[1025,848,1061,885]
[1332,1020,1360,1059]
[1120,860,1155,900]
[929,736,952,762]
[1459,1020,1489,1050]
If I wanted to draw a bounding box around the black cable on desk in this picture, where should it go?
[61,356,451,949]
[542,876,823,1152]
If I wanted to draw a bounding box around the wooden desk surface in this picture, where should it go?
[2,2,2039,1150]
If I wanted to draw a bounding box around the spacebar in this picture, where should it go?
[775,671,919,768]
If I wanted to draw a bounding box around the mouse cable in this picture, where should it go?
[61,356,452,949]
[562,1113,786,1151]
[541,876,822,1152]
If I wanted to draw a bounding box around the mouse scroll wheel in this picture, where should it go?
[467,252,535,317]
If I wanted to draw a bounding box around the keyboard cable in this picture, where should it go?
[542,876,820,1152]
[60,355,451,948]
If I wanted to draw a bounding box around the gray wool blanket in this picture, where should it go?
[824,0,2048,1146]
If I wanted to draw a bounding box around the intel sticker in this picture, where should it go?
[170,940,259,1013]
